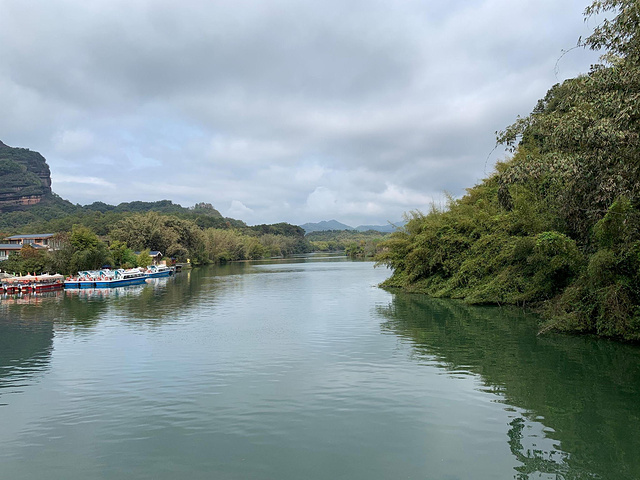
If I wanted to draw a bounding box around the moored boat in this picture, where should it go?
[143,264,175,278]
[64,268,147,289]
[1,274,65,293]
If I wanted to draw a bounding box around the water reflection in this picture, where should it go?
[44,259,352,331]
[0,292,57,402]
[377,292,640,480]
[2,261,639,480]
[48,267,248,330]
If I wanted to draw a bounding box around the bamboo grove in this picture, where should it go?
[376,0,640,340]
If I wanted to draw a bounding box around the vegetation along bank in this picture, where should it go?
[377,0,640,341]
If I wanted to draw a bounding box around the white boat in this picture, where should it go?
[64,269,147,289]
[143,265,175,278]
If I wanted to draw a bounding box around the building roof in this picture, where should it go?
[0,244,23,249]
[0,244,47,250]
[5,233,55,240]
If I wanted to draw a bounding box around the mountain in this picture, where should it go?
[354,222,406,233]
[300,220,355,233]
[0,141,247,232]
[83,200,223,217]
[300,219,406,234]
[0,140,53,212]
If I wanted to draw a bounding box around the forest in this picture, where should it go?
[376,0,640,341]
[306,229,388,258]
[0,208,312,276]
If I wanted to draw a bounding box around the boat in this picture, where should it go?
[1,273,65,293]
[143,264,175,278]
[64,268,147,289]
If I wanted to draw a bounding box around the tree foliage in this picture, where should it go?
[68,225,111,272]
[378,0,640,340]
[306,229,388,257]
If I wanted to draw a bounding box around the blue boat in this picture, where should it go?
[143,265,175,278]
[65,268,147,289]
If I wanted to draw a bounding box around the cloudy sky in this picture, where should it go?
[0,0,602,226]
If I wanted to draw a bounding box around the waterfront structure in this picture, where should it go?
[134,250,164,265]
[0,244,23,261]
[3,233,60,250]
[149,251,163,264]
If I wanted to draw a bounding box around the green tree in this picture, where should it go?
[0,246,48,275]
[136,249,152,268]
[68,225,111,272]
[377,0,640,339]
[109,240,137,268]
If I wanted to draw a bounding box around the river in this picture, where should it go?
[1,255,639,479]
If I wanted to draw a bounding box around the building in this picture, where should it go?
[3,234,60,250]
[0,244,23,261]
[134,250,164,265]
[149,251,163,264]
[0,242,50,262]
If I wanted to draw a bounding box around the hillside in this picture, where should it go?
[300,219,404,233]
[300,220,354,233]
[355,222,405,233]
[0,141,53,212]
[0,142,251,234]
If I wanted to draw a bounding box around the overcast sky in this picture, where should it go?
[0,0,602,226]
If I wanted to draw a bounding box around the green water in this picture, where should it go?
[1,256,639,479]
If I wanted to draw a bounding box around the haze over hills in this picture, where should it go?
[300,219,405,234]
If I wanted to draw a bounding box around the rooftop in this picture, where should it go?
[5,233,55,240]
[0,243,47,250]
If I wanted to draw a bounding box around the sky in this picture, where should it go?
[0,0,602,227]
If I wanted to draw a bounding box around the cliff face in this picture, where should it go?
[0,141,52,212]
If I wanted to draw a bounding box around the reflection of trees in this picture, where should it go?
[57,264,252,327]
[377,292,640,480]
[0,295,56,393]
[55,291,109,330]
[110,267,212,323]
[507,418,573,480]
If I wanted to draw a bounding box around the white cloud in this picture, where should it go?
[380,184,433,207]
[0,0,602,225]
[305,187,338,215]
[53,129,95,154]
[53,174,116,188]
[227,200,255,220]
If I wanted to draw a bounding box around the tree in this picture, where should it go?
[0,245,48,275]
[137,249,152,268]
[68,225,111,272]
[378,1,640,339]
[584,0,640,63]
[109,240,137,268]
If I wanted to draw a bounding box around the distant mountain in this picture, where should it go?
[300,220,355,233]
[300,219,406,234]
[355,221,406,233]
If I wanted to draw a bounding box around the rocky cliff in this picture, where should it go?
[0,141,52,212]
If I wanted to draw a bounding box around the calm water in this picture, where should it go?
[1,256,639,480]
